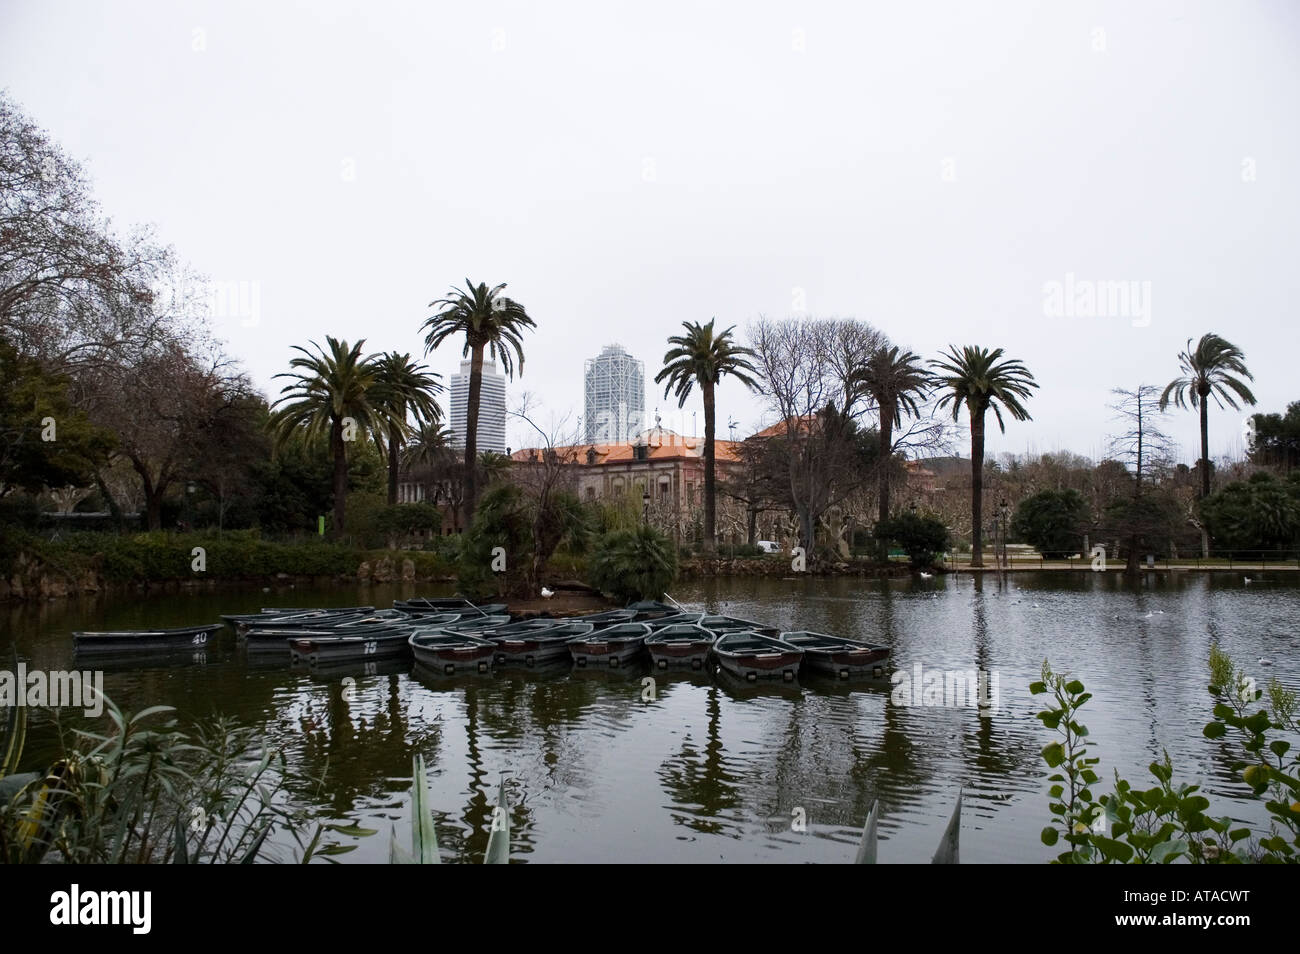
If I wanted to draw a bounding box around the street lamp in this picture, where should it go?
[642,489,651,525]
[998,498,1010,569]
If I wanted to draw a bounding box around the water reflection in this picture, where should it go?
[2,574,1295,862]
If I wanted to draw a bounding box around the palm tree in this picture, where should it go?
[370,352,443,506]
[1158,333,1257,499]
[930,345,1038,568]
[269,337,384,534]
[421,279,535,524]
[655,319,760,552]
[855,345,933,534]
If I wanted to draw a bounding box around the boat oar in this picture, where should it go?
[931,790,962,864]
[854,799,879,864]
[484,774,510,864]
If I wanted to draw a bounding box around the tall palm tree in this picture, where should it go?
[370,352,443,506]
[269,336,383,534]
[1158,333,1256,499]
[421,279,535,524]
[930,345,1038,568]
[854,344,933,532]
[655,319,760,552]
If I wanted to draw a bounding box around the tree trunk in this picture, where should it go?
[702,381,716,553]
[387,424,401,507]
[969,405,986,568]
[331,418,347,536]
[1199,394,1210,498]
[877,409,893,561]
[746,507,757,546]
[464,343,484,525]
[877,411,893,527]
[131,458,164,531]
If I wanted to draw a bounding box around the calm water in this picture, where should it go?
[3,572,1298,863]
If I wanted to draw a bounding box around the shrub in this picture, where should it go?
[588,525,678,603]
[1012,489,1088,558]
[875,511,950,568]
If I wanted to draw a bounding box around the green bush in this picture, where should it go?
[588,526,678,603]
[1012,489,1088,558]
[875,511,950,568]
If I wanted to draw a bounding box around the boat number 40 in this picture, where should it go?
[191,633,207,645]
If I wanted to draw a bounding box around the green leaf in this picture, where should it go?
[1040,827,1059,846]
[1203,722,1227,740]
[326,824,377,837]
[1064,680,1085,695]
[484,775,511,864]
[1042,742,1066,768]
[316,844,358,856]
[1029,681,1047,695]
[410,754,441,864]
[1149,839,1188,864]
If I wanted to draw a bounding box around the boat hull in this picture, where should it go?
[288,632,411,664]
[493,637,573,666]
[646,641,712,670]
[714,648,804,682]
[72,624,222,652]
[569,639,645,667]
[409,635,496,674]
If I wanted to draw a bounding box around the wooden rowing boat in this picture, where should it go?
[712,631,804,682]
[72,623,223,652]
[567,622,651,667]
[645,623,717,670]
[778,632,890,679]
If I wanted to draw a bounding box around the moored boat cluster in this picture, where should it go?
[72,599,891,683]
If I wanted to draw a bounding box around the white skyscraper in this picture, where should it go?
[584,344,645,444]
[449,359,508,455]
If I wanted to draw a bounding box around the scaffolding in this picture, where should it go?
[584,344,645,445]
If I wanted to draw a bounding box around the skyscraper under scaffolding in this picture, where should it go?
[584,344,645,444]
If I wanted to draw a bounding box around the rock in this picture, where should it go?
[373,557,396,583]
[357,561,372,580]
[401,558,416,582]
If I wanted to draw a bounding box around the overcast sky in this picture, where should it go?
[3,0,1297,462]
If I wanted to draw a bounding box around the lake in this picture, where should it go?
[4,571,1297,863]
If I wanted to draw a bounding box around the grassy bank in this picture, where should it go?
[1,530,459,599]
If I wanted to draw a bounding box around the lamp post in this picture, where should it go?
[998,498,1010,570]
[642,489,651,525]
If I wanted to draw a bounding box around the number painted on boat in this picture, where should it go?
[364,641,377,655]
[192,633,207,645]
[365,662,377,675]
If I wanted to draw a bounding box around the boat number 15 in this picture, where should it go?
[364,641,377,655]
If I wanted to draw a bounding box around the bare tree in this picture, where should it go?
[747,317,887,553]
[1107,385,1178,572]
[510,393,584,590]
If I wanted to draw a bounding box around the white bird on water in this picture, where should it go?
[540,587,555,599]
[1244,577,1253,585]
[919,572,933,579]
[1259,657,1274,667]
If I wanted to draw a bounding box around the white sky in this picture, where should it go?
[2,0,1297,462]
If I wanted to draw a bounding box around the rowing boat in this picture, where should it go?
[645,623,717,670]
[567,622,651,667]
[287,626,414,664]
[712,631,804,682]
[409,629,498,674]
[778,632,890,679]
[491,621,595,666]
[72,623,223,652]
